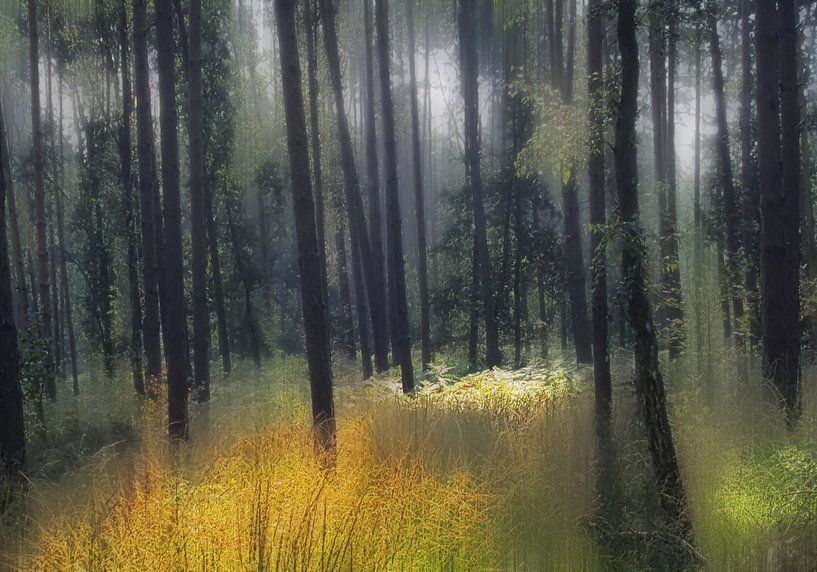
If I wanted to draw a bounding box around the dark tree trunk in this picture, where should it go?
[406,0,431,371]
[1,100,28,329]
[155,0,189,438]
[303,0,329,316]
[664,0,683,356]
[119,0,145,396]
[188,0,210,402]
[708,7,745,344]
[468,235,480,368]
[336,219,362,364]
[275,0,336,447]
[376,0,415,392]
[0,97,25,473]
[204,176,231,376]
[320,0,390,373]
[740,0,761,347]
[762,0,801,422]
[614,0,691,534]
[587,0,611,413]
[459,0,501,368]
[28,0,56,400]
[133,0,163,384]
[362,0,389,364]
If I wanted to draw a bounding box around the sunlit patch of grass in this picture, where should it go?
[30,419,495,570]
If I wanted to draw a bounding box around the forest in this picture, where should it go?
[0,0,816,567]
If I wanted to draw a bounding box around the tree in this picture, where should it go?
[757,0,800,422]
[0,97,25,473]
[376,0,415,392]
[275,0,336,447]
[28,0,56,400]
[708,3,744,344]
[188,0,210,402]
[587,0,610,412]
[406,0,431,371]
[119,0,145,395]
[319,0,390,373]
[155,0,190,438]
[133,0,163,385]
[459,0,501,368]
[614,0,691,534]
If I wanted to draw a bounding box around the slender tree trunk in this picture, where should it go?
[156,0,189,438]
[664,0,683,356]
[204,175,231,375]
[614,0,691,534]
[303,0,329,316]
[468,234,480,368]
[362,0,389,364]
[588,0,610,413]
[459,0,501,367]
[120,0,145,395]
[336,219,361,363]
[376,0,415,392]
[1,95,28,328]
[320,0,390,372]
[708,6,744,344]
[740,0,761,347]
[28,0,56,400]
[0,97,25,472]
[275,0,336,447]
[188,0,210,402]
[770,0,801,422]
[133,0,162,384]
[406,0,431,371]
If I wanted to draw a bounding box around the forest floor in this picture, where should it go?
[2,349,817,570]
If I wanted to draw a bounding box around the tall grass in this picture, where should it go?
[2,351,817,570]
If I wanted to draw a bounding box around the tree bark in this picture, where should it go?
[708,6,745,344]
[320,0,390,372]
[133,0,163,384]
[406,0,431,371]
[0,96,25,472]
[119,0,145,395]
[614,0,691,534]
[740,0,761,347]
[28,0,56,400]
[156,0,189,438]
[587,0,611,413]
[376,0,415,392]
[767,0,801,422]
[188,0,210,402]
[275,0,336,447]
[459,0,501,368]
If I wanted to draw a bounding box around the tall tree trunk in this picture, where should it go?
[588,0,610,412]
[319,0,390,372]
[406,0,431,371]
[133,0,163,384]
[303,0,329,316]
[468,235,480,368]
[614,0,691,534]
[362,0,389,363]
[664,0,683,356]
[768,0,801,421]
[1,95,28,328]
[155,0,189,438]
[188,0,210,402]
[336,219,362,363]
[376,0,415,392]
[708,6,744,344]
[204,176,231,375]
[740,0,760,347]
[0,97,25,472]
[120,0,145,396]
[459,0,501,368]
[275,0,336,448]
[28,0,56,400]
